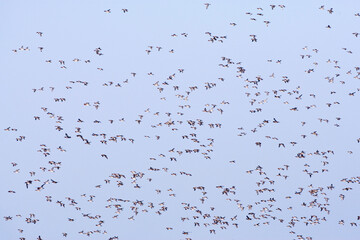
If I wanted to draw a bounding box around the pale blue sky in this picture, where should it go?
[1,1,360,240]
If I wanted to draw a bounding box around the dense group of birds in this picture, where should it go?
[2,1,360,240]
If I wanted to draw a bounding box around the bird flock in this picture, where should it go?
[2,1,360,240]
